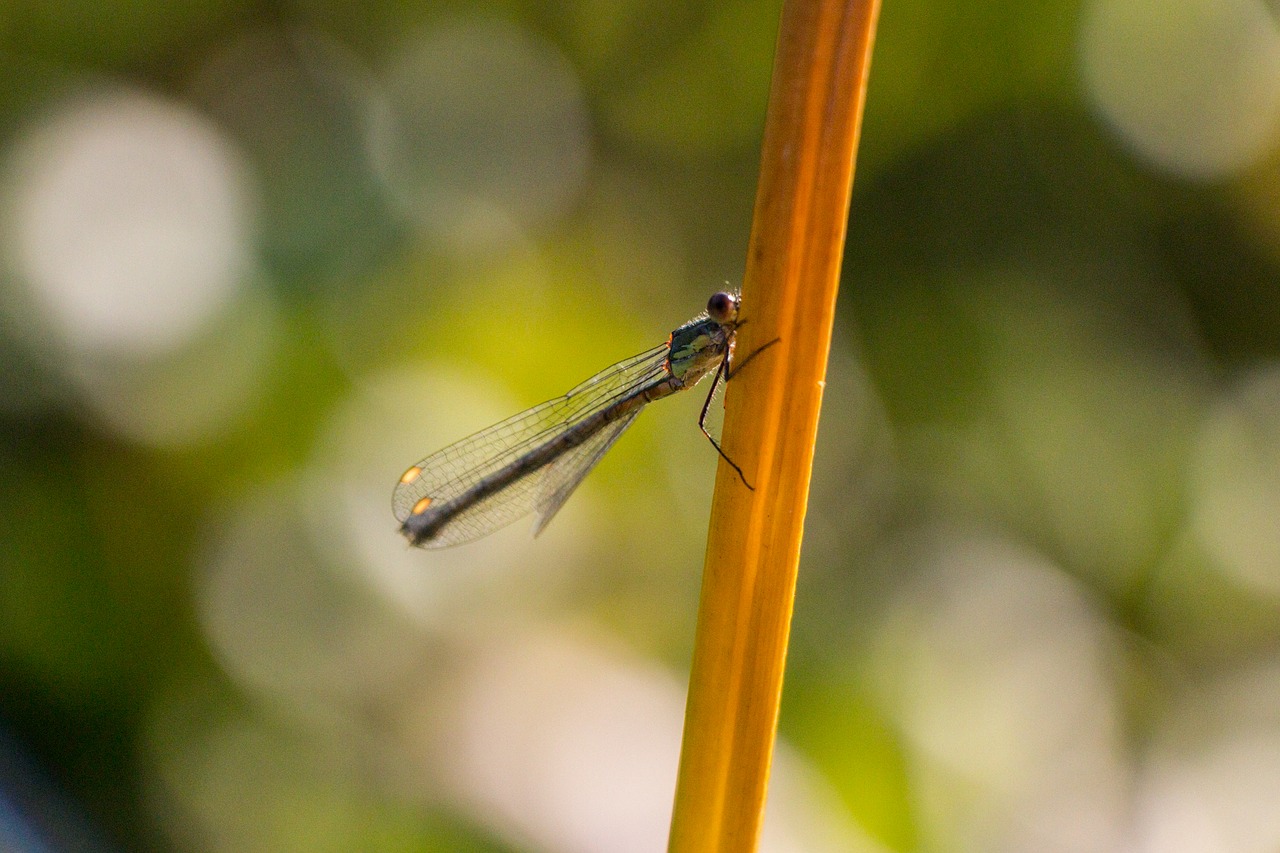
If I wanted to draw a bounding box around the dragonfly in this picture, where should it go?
[393,291,763,548]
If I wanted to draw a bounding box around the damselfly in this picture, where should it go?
[394,291,756,548]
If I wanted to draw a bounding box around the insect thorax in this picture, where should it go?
[667,318,728,384]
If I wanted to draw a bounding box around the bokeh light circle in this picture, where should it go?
[1190,364,1280,597]
[2,86,253,356]
[1080,0,1280,181]
[871,531,1126,850]
[367,16,591,248]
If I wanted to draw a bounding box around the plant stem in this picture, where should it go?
[668,0,880,848]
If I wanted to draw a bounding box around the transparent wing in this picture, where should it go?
[532,409,641,537]
[393,343,670,546]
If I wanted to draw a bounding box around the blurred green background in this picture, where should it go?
[3,0,1280,850]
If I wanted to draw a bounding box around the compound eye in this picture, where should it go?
[707,291,738,323]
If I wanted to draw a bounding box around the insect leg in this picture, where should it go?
[698,358,754,490]
[726,337,781,380]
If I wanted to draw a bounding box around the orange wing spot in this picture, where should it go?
[400,465,423,485]
[411,496,433,515]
